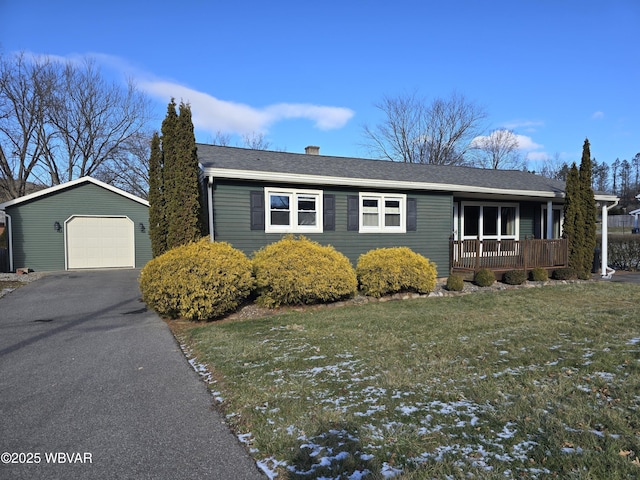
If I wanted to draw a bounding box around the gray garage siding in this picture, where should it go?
[7,182,151,272]
[211,180,452,275]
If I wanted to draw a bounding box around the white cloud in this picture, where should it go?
[16,51,355,136]
[502,120,545,132]
[514,134,543,151]
[138,79,354,135]
[472,130,543,152]
[591,111,605,120]
[525,151,551,162]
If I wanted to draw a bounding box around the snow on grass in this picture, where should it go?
[180,288,640,479]
[238,337,639,478]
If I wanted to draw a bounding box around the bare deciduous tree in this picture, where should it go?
[208,130,232,146]
[362,91,487,165]
[46,58,150,184]
[94,131,151,199]
[241,132,272,150]
[471,129,522,169]
[0,53,57,198]
[536,152,569,180]
[0,52,151,200]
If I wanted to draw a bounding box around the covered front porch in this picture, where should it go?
[450,238,568,280]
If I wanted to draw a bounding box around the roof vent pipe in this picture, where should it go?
[305,146,320,155]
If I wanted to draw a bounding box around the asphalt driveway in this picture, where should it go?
[0,269,265,480]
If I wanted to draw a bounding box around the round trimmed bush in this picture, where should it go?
[530,267,549,282]
[356,247,437,298]
[252,235,357,307]
[474,268,495,287]
[552,267,577,280]
[139,239,254,321]
[446,274,464,292]
[503,270,527,285]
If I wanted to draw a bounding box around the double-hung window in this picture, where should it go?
[265,188,323,233]
[359,193,406,233]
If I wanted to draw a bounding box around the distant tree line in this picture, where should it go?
[538,152,640,210]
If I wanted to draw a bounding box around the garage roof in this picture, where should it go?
[0,177,149,209]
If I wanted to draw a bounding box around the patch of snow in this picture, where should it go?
[496,423,517,439]
[380,462,403,478]
[256,457,287,480]
[594,371,615,382]
[396,405,419,415]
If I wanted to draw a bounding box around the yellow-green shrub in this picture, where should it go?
[356,247,437,298]
[139,239,254,321]
[446,274,465,291]
[252,236,357,307]
[503,269,527,285]
[530,267,549,282]
[474,268,495,287]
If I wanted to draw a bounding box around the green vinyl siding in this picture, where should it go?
[211,180,452,275]
[7,182,151,272]
[518,202,538,239]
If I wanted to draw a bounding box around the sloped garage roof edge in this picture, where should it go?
[0,176,149,209]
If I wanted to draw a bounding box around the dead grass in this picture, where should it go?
[172,282,640,479]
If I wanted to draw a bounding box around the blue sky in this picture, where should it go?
[2,0,638,170]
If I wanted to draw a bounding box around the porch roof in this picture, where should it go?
[198,144,616,202]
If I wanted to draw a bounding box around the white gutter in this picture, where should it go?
[207,176,215,242]
[203,167,567,199]
[601,199,619,278]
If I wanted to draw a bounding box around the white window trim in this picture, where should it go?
[541,205,564,239]
[359,192,406,233]
[264,187,323,233]
[460,201,519,241]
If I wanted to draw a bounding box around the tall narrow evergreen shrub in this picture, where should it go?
[579,139,597,278]
[563,163,583,273]
[166,102,203,248]
[562,139,597,279]
[159,99,179,250]
[148,132,167,257]
[154,98,204,251]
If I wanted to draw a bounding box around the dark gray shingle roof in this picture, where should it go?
[197,144,568,196]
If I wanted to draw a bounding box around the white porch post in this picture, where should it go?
[546,200,553,239]
[601,203,608,277]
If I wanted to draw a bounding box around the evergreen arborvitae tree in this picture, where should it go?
[161,99,180,249]
[563,163,585,274]
[148,132,167,257]
[155,98,204,252]
[579,138,597,278]
[166,101,203,247]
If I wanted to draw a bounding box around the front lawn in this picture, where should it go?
[175,282,640,479]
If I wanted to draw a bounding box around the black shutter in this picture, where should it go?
[407,198,417,231]
[323,194,335,231]
[250,190,265,230]
[347,195,359,231]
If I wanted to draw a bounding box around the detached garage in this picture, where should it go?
[0,177,152,272]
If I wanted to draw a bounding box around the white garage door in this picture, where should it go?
[66,216,135,269]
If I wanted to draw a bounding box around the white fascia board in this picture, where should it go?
[594,193,620,203]
[0,176,149,208]
[204,167,565,199]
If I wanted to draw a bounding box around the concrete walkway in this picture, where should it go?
[0,270,265,480]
